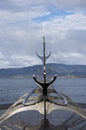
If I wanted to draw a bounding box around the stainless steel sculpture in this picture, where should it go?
[0,36,86,125]
[1,114,86,130]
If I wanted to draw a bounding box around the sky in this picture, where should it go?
[0,0,86,68]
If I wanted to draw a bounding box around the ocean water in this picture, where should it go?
[0,78,86,130]
[0,77,86,104]
[54,78,86,103]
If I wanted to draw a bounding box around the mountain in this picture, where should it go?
[0,63,86,78]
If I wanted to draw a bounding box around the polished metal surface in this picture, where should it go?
[0,36,86,129]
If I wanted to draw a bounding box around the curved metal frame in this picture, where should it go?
[0,36,86,124]
[22,36,86,119]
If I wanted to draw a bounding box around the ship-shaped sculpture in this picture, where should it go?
[0,36,86,125]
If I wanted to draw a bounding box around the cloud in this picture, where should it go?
[52,51,86,65]
[0,0,86,13]
[0,1,86,68]
[50,0,86,10]
[9,55,39,68]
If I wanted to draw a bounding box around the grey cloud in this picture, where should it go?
[0,0,86,13]
[0,0,22,12]
[0,0,49,14]
[49,29,86,65]
[66,30,86,54]
[51,0,86,10]
[67,30,86,43]
[0,1,86,68]
[0,20,86,67]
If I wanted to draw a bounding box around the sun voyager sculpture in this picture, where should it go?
[0,36,86,126]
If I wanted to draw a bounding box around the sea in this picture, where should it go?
[0,77,86,130]
[0,77,86,104]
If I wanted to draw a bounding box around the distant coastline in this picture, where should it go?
[0,63,86,78]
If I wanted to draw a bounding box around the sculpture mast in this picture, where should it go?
[33,35,57,119]
[36,23,51,85]
[33,23,57,119]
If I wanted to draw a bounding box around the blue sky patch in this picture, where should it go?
[33,6,74,23]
